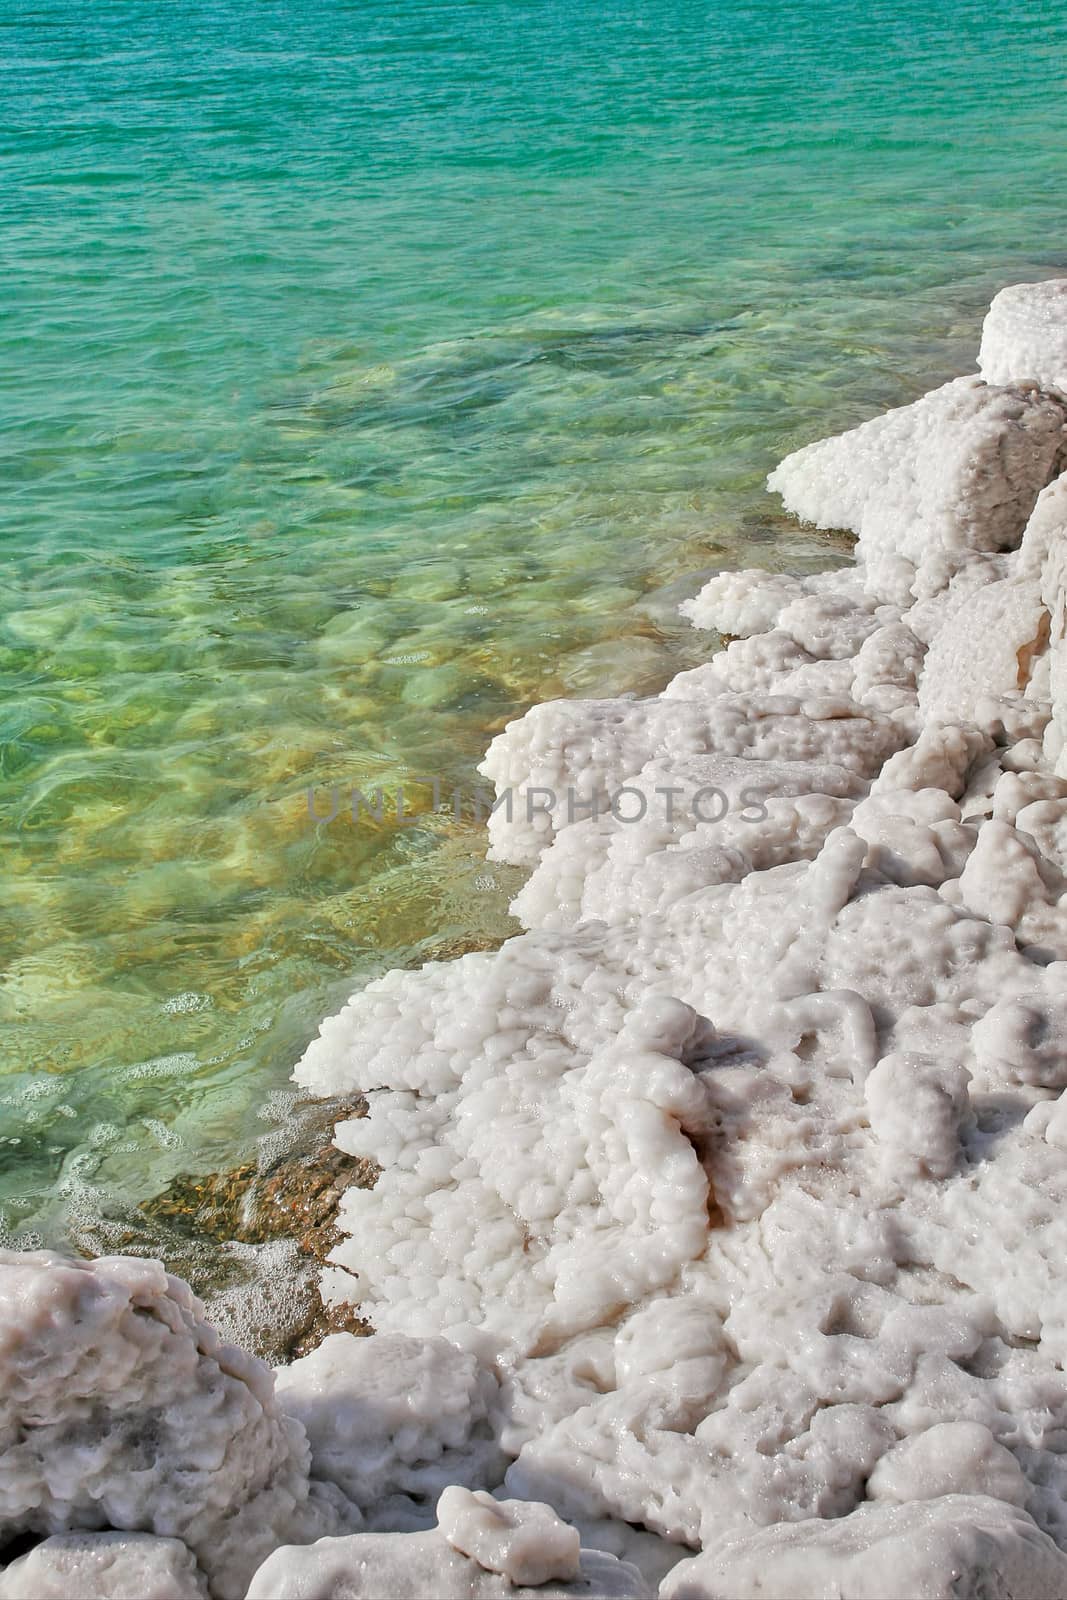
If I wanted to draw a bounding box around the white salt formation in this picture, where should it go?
[9,282,1067,1599]
[293,281,1067,1594]
[273,1330,506,1520]
[980,278,1067,395]
[245,1521,648,1599]
[0,1251,354,1599]
[437,1487,581,1586]
[660,1496,1067,1600]
[0,1534,209,1600]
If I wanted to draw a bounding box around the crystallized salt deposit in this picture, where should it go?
[288,281,1067,1596]
[661,1496,1067,1600]
[13,281,1067,1600]
[0,1534,209,1600]
[244,1524,650,1599]
[767,376,1067,603]
[436,1486,581,1585]
[0,1251,353,1600]
[980,279,1067,395]
[273,1331,505,1521]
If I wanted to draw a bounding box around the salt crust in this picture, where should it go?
[8,285,1067,1600]
[979,279,1067,396]
[0,1251,352,1600]
[0,1533,208,1599]
[244,1524,648,1599]
[661,1495,1067,1600]
[292,285,1067,1595]
[437,1486,581,1585]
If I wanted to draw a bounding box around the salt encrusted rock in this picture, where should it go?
[866,1421,1027,1506]
[851,620,926,713]
[302,988,718,1346]
[849,788,973,888]
[478,690,904,868]
[1037,482,1067,777]
[0,1251,345,1600]
[0,1533,207,1599]
[681,569,814,637]
[864,1052,972,1179]
[767,376,1067,603]
[871,722,992,797]
[274,1332,504,1521]
[661,1495,1067,1600]
[971,985,1067,1087]
[509,751,863,931]
[437,1487,580,1586]
[244,1527,650,1599]
[1020,473,1067,576]
[980,279,1067,394]
[917,576,1048,723]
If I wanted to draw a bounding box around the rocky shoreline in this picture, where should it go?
[6,281,1067,1598]
[135,1093,377,1363]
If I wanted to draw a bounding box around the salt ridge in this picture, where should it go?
[5,281,1067,1598]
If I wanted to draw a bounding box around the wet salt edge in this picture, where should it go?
[6,282,1067,1598]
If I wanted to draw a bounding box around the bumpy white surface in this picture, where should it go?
[980,279,1067,395]
[245,1524,650,1599]
[291,283,1067,1597]
[661,1496,1067,1600]
[437,1487,581,1586]
[766,375,1066,603]
[0,1251,350,1600]
[0,1534,208,1600]
[274,1332,504,1522]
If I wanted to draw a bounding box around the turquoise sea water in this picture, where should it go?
[3,0,1067,1244]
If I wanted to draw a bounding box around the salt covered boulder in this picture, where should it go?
[866,1421,1027,1506]
[768,376,1066,603]
[661,1495,1067,1600]
[979,279,1067,393]
[245,1510,649,1599]
[436,1487,580,1586]
[274,1331,504,1521]
[0,1251,342,1600]
[0,1533,207,1599]
[916,576,1048,723]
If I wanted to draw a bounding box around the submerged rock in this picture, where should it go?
[65,1094,379,1366]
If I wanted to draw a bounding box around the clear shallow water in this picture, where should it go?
[3,0,1067,1242]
